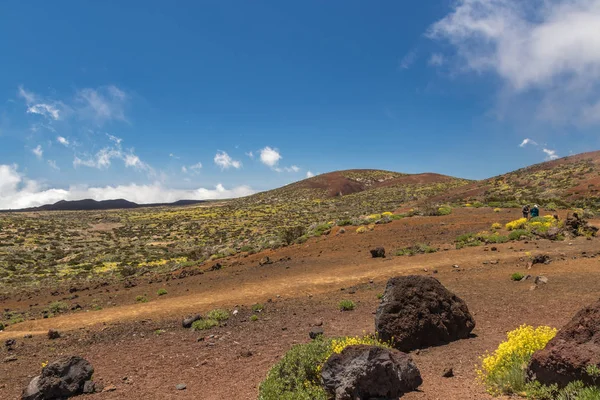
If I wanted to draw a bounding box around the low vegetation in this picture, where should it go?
[191,319,218,331]
[258,335,390,400]
[395,243,437,256]
[338,300,355,311]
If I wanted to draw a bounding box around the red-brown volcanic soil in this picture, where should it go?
[2,208,600,399]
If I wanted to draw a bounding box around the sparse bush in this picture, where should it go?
[157,288,168,296]
[48,301,68,314]
[395,243,437,256]
[437,205,453,215]
[135,295,148,303]
[250,315,258,322]
[478,325,557,395]
[336,219,353,227]
[509,229,532,241]
[491,222,502,230]
[252,303,264,312]
[356,226,367,234]
[280,226,306,245]
[191,319,218,331]
[456,233,482,249]
[207,308,229,321]
[338,300,355,311]
[511,272,524,281]
[494,208,502,213]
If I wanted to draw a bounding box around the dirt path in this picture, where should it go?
[0,236,581,339]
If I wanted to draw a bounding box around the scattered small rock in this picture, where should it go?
[83,380,96,394]
[5,339,16,348]
[182,315,202,329]
[175,384,187,391]
[47,329,61,340]
[309,327,325,339]
[239,350,253,358]
[535,276,549,285]
[370,247,386,258]
[4,355,17,363]
[442,367,454,378]
[259,257,272,266]
[452,264,460,269]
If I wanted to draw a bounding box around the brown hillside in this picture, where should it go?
[422,151,600,208]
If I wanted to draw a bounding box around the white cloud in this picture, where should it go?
[0,164,255,210]
[259,146,282,167]
[47,160,59,170]
[73,138,151,173]
[169,153,180,159]
[428,53,445,66]
[57,136,70,146]
[190,162,202,171]
[543,148,559,160]
[32,145,43,159]
[519,138,537,147]
[275,165,301,173]
[76,85,128,124]
[17,86,36,104]
[27,104,60,120]
[399,50,417,69]
[214,151,241,170]
[428,0,600,125]
[306,171,315,178]
[246,151,254,159]
[181,166,188,173]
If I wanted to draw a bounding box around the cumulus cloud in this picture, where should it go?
[306,171,315,178]
[32,145,43,159]
[214,151,241,170]
[18,86,63,121]
[0,164,255,210]
[57,136,70,146]
[519,138,537,147]
[428,0,600,125]
[259,146,282,167]
[543,148,559,160]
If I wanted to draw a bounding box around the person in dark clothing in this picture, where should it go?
[522,204,530,219]
[530,204,540,218]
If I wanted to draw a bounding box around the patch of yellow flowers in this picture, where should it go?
[491,222,502,230]
[477,325,557,395]
[505,218,528,231]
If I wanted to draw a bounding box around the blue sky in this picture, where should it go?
[2,0,600,208]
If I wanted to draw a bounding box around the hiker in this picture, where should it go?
[522,204,530,219]
[530,204,540,218]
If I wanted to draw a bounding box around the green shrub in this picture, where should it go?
[48,301,68,314]
[525,381,559,399]
[206,308,229,321]
[252,303,264,312]
[157,288,168,296]
[338,300,355,311]
[258,338,332,400]
[395,243,437,256]
[0,322,4,331]
[240,245,254,253]
[336,219,353,227]
[250,315,259,322]
[437,205,453,216]
[280,226,306,245]
[191,319,218,331]
[135,295,148,303]
[509,229,532,241]
[456,233,482,249]
[511,272,525,281]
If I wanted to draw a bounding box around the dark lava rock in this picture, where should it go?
[321,345,422,400]
[309,326,324,339]
[5,338,16,348]
[375,275,475,352]
[531,254,551,265]
[528,298,600,388]
[442,367,454,378]
[82,381,96,394]
[370,247,386,258]
[22,356,94,400]
[47,329,61,340]
[182,314,202,328]
[259,257,272,266]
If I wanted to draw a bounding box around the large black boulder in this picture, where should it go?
[528,298,600,388]
[22,356,94,400]
[321,345,422,400]
[375,275,475,352]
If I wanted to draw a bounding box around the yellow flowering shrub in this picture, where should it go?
[316,335,391,373]
[477,325,557,395]
[465,203,473,207]
[356,226,367,234]
[506,218,528,231]
[494,208,502,213]
[367,224,376,231]
[382,211,394,217]
[491,222,502,230]
[366,214,382,221]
